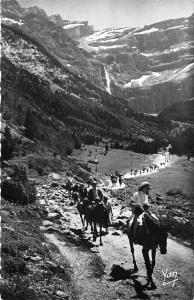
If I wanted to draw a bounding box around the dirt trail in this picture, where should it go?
[44,199,194,300]
[38,152,194,300]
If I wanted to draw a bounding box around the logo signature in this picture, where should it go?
[162,269,178,287]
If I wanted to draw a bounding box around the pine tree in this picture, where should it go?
[24,108,37,140]
[1,125,15,160]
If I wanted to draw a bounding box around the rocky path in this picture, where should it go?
[37,178,194,300]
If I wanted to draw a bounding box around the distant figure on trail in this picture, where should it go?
[115,170,119,177]
[118,173,122,186]
[66,177,73,195]
[104,143,109,156]
[110,174,117,186]
[187,154,191,161]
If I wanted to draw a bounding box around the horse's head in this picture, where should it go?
[158,225,168,255]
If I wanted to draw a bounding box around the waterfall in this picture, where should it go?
[104,65,111,94]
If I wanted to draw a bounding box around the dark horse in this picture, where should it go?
[77,198,91,230]
[85,203,109,246]
[127,211,168,289]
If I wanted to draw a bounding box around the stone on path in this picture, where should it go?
[43,220,55,227]
[47,212,60,220]
[49,173,61,180]
[54,290,69,299]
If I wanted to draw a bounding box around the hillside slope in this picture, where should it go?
[159,99,194,122]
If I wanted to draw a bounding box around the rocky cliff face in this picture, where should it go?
[80,16,194,112]
[1,1,105,90]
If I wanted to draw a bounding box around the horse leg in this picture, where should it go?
[90,221,94,234]
[151,248,156,273]
[129,240,138,272]
[80,213,85,229]
[150,248,157,289]
[93,223,97,242]
[99,224,103,246]
[105,225,108,234]
[142,248,152,286]
[84,216,88,231]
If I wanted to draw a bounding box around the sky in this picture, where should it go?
[19,0,194,30]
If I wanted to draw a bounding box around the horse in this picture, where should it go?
[85,202,109,246]
[111,175,117,186]
[77,198,91,230]
[127,209,168,289]
[65,180,73,195]
[72,191,79,204]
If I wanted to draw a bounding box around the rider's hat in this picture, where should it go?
[139,182,151,190]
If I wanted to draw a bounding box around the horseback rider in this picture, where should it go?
[79,183,88,201]
[131,181,150,211]
[118,172,122,186]
[87,180,102,206]
[130,182,151,243]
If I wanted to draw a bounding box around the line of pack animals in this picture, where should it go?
[65,178,168,289]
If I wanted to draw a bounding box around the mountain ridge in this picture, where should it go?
[2,0,194,158]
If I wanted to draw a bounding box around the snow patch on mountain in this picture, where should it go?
[134,27,159,35]
[63,23,85,30]
[2,17,23,25]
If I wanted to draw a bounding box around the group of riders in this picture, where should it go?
[66,176,156,243]
[66,177,113,225]
[110,171,123,186]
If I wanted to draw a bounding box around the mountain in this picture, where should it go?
[2,1,104,89]
[2,1,166,158]
[7,0,194,113]
[2,0,193,159]
[79,15,194,113]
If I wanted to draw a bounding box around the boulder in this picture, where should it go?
[49,173,61,180]
[117,210,132,219]
[54,291,69,299]
[47,212,60,221]
[43,220,54,227]
[30,255,42,262]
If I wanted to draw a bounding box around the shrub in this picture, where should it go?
[1,165,36,205]
[166,188,184,196]
[3,256,27,275]
[1,125,16,160]
[24,108,38,140]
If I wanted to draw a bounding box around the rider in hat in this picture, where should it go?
[129,182,151,243]
[87,180,99,205]
[131,181,151,212]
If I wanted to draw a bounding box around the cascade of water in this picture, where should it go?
[104,65,111,94]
